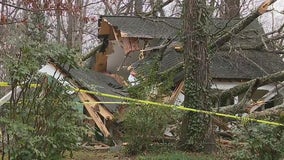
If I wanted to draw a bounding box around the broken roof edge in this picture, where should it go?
[68,68,129,113]
[46,61,128,113]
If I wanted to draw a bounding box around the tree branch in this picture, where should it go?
[81,43,102,61]
[209,0,277,50]
[217,79,260,114]
[250,103,284,118]
[0,2,32,12]
[144,0,174,17]
[213,70,284,103]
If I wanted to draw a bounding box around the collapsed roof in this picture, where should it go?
[68,68,128,113]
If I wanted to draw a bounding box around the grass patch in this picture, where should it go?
[64,150,122,160]
[63,150,219,160]
[137,151,216,160]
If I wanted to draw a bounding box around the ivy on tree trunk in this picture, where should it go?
[179,0,215,152]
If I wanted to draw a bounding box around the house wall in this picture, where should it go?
[104,40,147,78]
[211,81,274,91]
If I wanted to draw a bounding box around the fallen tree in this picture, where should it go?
[214,70,284,113]
[206,0,284,115]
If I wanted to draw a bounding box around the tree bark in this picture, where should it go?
[75,0,84,53]
[179,0,215,152]
[146,0,173,16]
[81,43,102,61]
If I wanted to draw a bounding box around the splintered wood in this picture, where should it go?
[258,0,275,14]
[78,92,114,137]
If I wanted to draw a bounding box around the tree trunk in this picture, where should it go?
[134,0,143,15]
[55,1,62,43]
[67,0,75,48]
[221,0,240,19]
[75,0,84,53]
[179,0,215,152]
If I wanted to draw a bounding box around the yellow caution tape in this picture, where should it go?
[74,88,284,127]
[0,82,40,88]
[80,101,130,105]
[0,81,283,127]
[0,82,9,87]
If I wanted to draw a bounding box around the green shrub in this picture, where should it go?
[0,41,86,159]
[124,52,179,155]
[123,104,174,155]
[232,123,284,160]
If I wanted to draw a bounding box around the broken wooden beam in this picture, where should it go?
[79,92,114,120]
[78,93,111,137]
[167,81,184,104]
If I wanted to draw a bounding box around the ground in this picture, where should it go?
[64,150,221,160]
[65,150,124,160]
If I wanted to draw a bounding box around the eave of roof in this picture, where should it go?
[99,15,181,39]
[98,15,264,47]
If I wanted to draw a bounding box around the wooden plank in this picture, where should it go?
[79,92,114,120]
[112,27,120,41]
[40,64,112,137]
[104,73,129,86]
[98,20,115,40]
[168,81,184,104]
[78,93,111,137]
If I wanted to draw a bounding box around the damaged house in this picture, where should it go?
[89,15,284,113]
[33,16,284,138]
